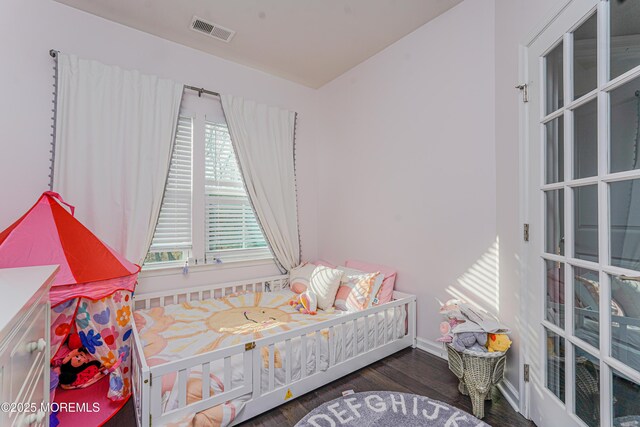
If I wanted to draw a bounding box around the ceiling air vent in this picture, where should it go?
[190,16,235,42]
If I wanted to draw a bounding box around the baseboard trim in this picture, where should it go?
[415,336,521,414]
[496,379,520,414]
[416,337,447,360]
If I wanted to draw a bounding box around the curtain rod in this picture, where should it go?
[49,50,220,98]
[184,85,220,98]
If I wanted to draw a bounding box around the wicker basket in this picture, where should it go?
[446,344,507,419]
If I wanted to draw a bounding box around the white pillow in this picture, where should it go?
[309,266,344,310]
[289,263,317,294]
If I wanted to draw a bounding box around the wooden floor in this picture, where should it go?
[106,348,534,427]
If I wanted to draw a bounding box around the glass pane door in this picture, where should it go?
[528,1,640,426]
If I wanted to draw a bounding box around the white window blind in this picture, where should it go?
[204,122,269,258]
[149,115,193,252]
[145,94,272,268]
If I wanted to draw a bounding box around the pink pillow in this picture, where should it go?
[344,260,397,304]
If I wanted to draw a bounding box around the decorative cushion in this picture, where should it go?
[308,266,343,310]
[337,266,384,306]
[334,270,382,312]
[289,263,317,294]
[344,260,397,304]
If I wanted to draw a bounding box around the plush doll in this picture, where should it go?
[452,332,488,353]
[58,347,104,389]
[438,299,466,321]
[289,290,318,315]
[58,347,123,389]
[437,321,453,343]
[486,333,512,352]
[436,317,465,343]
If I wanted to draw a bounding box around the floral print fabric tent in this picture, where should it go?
[0,192,139,402]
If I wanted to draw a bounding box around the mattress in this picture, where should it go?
[133,289,406,426]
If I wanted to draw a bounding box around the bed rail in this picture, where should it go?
[131,275,416,427]
[148,342,253,424]
[132,274,288,310]
[131,325,150,427]
[249,293,414,397]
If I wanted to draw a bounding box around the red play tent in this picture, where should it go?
[0,192,140,425]
[0,191,139,305]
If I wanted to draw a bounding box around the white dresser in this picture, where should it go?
[0,266,57,427]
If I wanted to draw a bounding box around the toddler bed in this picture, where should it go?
[131,275,416,426]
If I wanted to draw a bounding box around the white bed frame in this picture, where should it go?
[130,275,417,427]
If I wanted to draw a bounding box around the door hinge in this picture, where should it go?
[524,364,530,382]
[516,83,529,103]
[523,223,530,242]
[245,341,256,351]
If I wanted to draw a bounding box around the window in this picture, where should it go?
[145,96,269,267]
[145,116,192,264]
[204,122,269,260]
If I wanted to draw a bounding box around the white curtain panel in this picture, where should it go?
[221,95,300,272]
[54,53,183,264]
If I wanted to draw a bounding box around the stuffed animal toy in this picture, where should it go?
[437,321,453,343]
[289,290,317,315]
[436,317,465,343]
[438,298,466,321]
[58,347,104,389]
[452,332,488,353]
[486,333,512,352]
[58,347,123,389]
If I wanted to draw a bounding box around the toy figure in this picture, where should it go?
[452,331,488,353]
[289,290,318,315]
[58,347,105,389]
[437,317,465,343]
[486,333,512,352]
[58,346,123,389]
[438,298,465,320]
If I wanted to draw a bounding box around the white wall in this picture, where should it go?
[313,0,565,404]
[0,0,320,291]
[315,0,497,358]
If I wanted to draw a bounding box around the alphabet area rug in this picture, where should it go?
[295,391,489,427]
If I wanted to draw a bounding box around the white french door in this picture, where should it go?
[525,1,640,426]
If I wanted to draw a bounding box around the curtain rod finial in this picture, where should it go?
[49,49,57,58]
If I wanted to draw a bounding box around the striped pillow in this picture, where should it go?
[344,260,397,305]
[334,271,382,312]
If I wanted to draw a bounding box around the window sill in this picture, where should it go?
[140,256,276,278]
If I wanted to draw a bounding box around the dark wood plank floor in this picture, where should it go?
[106,348,534,427]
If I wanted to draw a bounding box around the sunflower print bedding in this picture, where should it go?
[134,289,406,427]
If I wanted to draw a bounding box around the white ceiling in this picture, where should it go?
[54,0,463,88]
